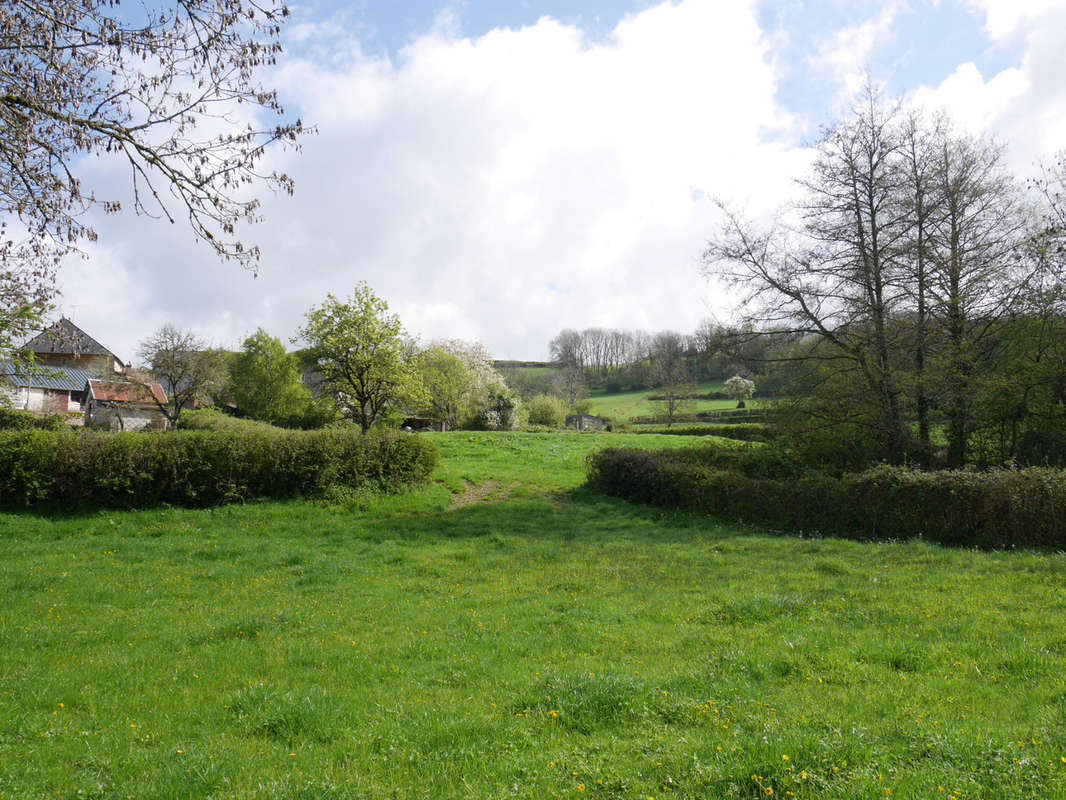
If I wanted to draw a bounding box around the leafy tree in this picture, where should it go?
[1,0,307,360]
[228,328,321,427]
[138,325,226,427]
[298,283,421,433]
[416,346,471,431]
[526,394,567,427]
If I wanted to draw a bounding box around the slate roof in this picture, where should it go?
[0,361,93,392]
[88,379,167,406]
[23,317,124,362]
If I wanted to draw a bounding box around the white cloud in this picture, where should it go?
[909,2,1066,170]
[809,2,904,101]
[58,0,807,361]
[966,0,1064,40]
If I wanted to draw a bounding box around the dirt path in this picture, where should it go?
[447,480,520,511]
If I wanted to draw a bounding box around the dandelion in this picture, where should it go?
[781,755,789,762]
[800,772,807,780]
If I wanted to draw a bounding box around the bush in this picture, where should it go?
[586,447,1066,549]
[0,427,437,509]
[0,407,68,431]
[526,394,567,427]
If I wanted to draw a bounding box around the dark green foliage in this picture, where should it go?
[629,408,770,425]
[631,424,774,441]
[0,407,68,430]
[0,426,437,509]
[587,447,1066,549]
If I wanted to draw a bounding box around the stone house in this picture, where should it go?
[84,379,169,431]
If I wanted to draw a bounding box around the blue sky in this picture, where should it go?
[60,0,1066,361]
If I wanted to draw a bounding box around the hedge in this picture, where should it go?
[586,447,1066,549]
[0,407,68,431]
[0,428,437,509]
[629,409,771,425]
[630,424,774,442]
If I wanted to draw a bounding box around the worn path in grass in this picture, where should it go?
[1,432,1065,799]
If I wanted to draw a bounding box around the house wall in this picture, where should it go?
[1,385,27,409]
[87,405,167,432]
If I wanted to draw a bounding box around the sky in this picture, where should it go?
[54,0,1066,362]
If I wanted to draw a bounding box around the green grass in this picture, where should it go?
[584,381,757,423]
[2,431,1066,798]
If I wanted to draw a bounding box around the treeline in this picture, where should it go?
[705,84,1066,469]
[532,323,775,399]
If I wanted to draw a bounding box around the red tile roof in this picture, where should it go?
[88,379,167,405]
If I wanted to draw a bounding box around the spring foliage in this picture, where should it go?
[0,425,437,509]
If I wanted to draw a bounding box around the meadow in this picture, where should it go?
[1,431,1065,798]
[584,381,756,424]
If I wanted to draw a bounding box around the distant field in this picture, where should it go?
[2,431,1065,798]
[584,380,758,423]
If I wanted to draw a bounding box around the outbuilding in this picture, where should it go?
[84,379,169,431]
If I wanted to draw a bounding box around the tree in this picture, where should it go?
[416,346,471,430]
[228,328,316,427]
[724,375,755,407]
[704,83,1035,468]
[650,331,693,426]
[138,325,226,427]
[526,393,567,427]
[924,130,1029,466]
[298,283,421,433]
[1,0,307,360]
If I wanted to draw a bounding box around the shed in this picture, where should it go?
[84,379,169,431]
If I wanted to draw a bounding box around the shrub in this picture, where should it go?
[0,407,68,431]
[0,427,437,509]
[526,394,567,427]
[586,447,1066,549]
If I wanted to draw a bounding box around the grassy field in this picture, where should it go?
[2,431,1066,798]
[584,381,757,423]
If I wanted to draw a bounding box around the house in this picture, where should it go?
[84,379,169,431]
[0,361,93,419]
[21,317,129,379]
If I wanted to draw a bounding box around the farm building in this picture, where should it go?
[84,379,169,431]
[566,413,607,431]
[0,361,93,419]
[22,317,129,379]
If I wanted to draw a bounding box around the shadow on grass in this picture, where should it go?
[356,485,756,547]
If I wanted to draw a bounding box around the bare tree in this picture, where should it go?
[138,325,226,427]
[925,130,1030,466]
[1,0,308,356]
[705,83,913,461]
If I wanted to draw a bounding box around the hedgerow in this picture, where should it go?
[0,407,68,431]
[0,427,437,509]
[629,424,774,442]
[586,447,1066,549]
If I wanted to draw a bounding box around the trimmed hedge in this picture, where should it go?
[0,428,437,509]
[629,409,771,425]
[587,447,1066,549]
[0,407,68,431]
[630,424,774,442]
